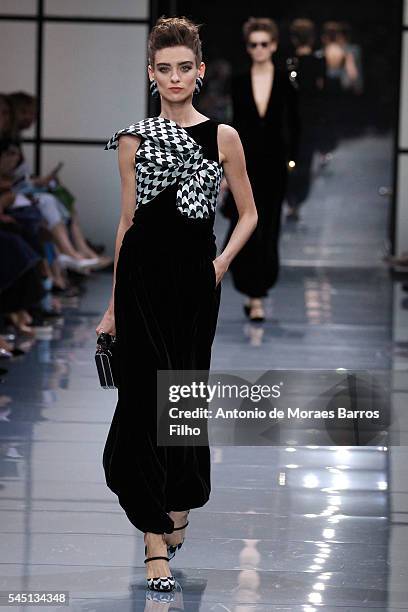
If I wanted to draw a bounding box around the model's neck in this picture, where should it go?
[296,45,312,56]
[158,101,202,127]
[251,59,274,74]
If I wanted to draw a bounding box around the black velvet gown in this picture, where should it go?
[102,118,222,535]
[222,65,299,298]
[286,53,326,211]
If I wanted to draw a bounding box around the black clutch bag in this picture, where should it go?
[95,332,117,389]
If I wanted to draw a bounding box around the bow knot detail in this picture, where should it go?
[104,116,223,220]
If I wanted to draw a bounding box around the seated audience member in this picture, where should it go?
[7,92,112,270]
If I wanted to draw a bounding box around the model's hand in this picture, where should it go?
[213,255,229,287]
[95,309,116,336]
[31,174,54,188]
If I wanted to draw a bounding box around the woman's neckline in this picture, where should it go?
[156,116,211,129]
[249,64,275,119]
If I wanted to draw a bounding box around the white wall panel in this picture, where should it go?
[41,144,125,257]
[396,154,408,254]
[397,9,408,256]
[45,0,148,19]
[0,1,36,15]
[42,23,147,140]
[0,22,37,139]
[400,32,408,149]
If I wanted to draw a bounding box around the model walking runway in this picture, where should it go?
[221,17,299,322]
[102,117,222,535]
[95,15,257,592]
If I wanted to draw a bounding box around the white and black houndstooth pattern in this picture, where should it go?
[104,116,223,220]
[147,576,176,591]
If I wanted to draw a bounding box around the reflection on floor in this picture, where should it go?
[279,134,393,268]
[1,133,408,610]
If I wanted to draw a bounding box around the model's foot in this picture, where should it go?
[86,255,114,270]
[77,247,99,259]
[285,207,300,222]
[249,299,265,322]
[21,310,33,325]
[7,312,36,337]
[144,533,172,581]
[51,275,67,291]
[0,337,13,353]
[165,510,189,548]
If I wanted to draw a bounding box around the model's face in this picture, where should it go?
[148,45,205,102]
[0,102,11,132]
[16,104,36,130]
[0,145,20,174]
[246,31,277,63]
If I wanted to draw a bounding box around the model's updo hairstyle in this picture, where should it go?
[242,17,279,44]
[148,15,203,67]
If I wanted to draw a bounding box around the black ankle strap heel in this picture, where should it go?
[167,511,190,560]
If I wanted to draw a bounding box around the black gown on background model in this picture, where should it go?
[286,52,326,213]
[222,65,299,298]
[102,117,222,534]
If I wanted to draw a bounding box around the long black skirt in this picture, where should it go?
[102,221,221,534]
[222,158,288,298]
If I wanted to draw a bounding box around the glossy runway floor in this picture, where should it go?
[2,133,408,610]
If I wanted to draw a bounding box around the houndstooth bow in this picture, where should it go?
[104,116,223,220]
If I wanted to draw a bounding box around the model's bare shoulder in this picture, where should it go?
[217,124,241,164]
[118,133,141,163]
[117,134,141,177]
[118,133,141,150]
[218,123,239,143]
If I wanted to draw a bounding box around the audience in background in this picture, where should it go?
[0,91,112,374]
[285,18,326,221]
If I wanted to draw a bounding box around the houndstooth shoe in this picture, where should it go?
[144,545,176,592]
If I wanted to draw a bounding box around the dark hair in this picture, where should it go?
[0,94,11,108]
[322,21,342,43]
[5,92,36,138]
[290,18,315,48]
[242,17,279,44]
[7,91,36,110]
[148,15,203,66]
[338,21,352,41]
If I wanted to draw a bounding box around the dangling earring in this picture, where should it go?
[149,79,159,98]
[194,76,203,95]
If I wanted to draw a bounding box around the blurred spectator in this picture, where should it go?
[315,21,364,155]
[6,91,111,271]
[285,18,325,221]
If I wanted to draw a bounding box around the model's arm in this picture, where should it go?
[95,134,140,335]
[214,124,258,284]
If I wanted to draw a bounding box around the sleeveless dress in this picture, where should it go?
[102,117,223,534]
[222,68,299,298]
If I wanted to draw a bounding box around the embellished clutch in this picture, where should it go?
[95,332,117,389]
